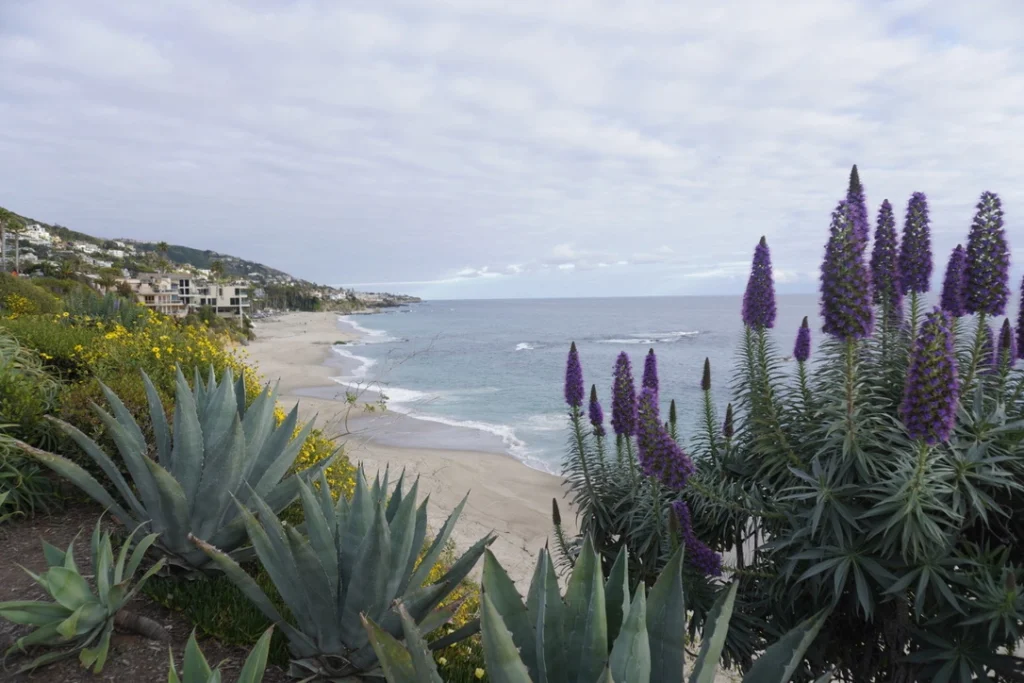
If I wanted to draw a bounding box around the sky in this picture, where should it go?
[2,1,1024,300]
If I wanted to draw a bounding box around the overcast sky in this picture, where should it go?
[2,1,1023,299]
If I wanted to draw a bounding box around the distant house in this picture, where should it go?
[73,242,101,255]
[119,272,251,319]
[22,224,54,245]
[105,249,127,259]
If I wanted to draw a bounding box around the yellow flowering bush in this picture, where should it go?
[274,405,357,500]
[422,540,487,681]
[3,293,34,318]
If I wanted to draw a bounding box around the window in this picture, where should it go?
[230,298,239,306]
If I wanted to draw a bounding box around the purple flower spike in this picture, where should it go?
[847,165,870,245]
[793,316,811,362]
[870,199,903,318]
[898,192,932,295]
[722,403,734,439]
[742,236,777,329]
[1017,276,1024,359]
[642,348,659,394]
[588,384,605,437]
[610,352,638,437]
[564,342,584,408]
[899,308,959,444]
[672,500,722,577]
[998,319,1017,368]
[940,245,968,318]
[965,191,1011,316]
[820,200,874,340]
[637,388,695,490]
[701,357,711,391]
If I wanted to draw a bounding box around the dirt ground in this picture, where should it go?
[0,502,291,683]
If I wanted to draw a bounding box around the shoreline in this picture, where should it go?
[245,311,575,586]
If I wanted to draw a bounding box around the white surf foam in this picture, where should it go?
[515,342,535,351]
[598,330,701,345]
[337,315,400,344]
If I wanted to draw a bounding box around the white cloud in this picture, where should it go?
[1,0,1023,297]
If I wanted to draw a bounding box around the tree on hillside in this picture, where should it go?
[8,220,25,273]
[210,259,225,280]
[59,256,80,280]
[155,241,171,271]
[0,209,10,272]
[116,281,135,298]
[97,267,120,293]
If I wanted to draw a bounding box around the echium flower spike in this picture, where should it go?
[588,384,605,437]
[671,500,722,577]
[610,352,638,436]
[998,319,1017,369]
[940,245,967,317]
[870,199,903,318]
[1017,275,1024,359]
[793,316,811,362]
[899,308,959,444]
[701,357,711,391]
[820,200,874,340]
[965,191,1011,316]
[636,388,695,490]
[847,164,870,245]
[722,403,734,439]
[741,236,777,329]
[642,348,658,394]
[898,192,932,295]
[564,342,584,408]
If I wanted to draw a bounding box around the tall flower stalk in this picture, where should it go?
[940,245,967,318]
[642,348,659,418]
[794,316,813,412]
[963,192,1011,390]
[899,192,932,338]
[870,199,902,325]
[847,164,870,246]
[699,358,720,464]
[742,236,777,330]
[899,308,958,444]
[564,343,603,533]
[821,201,874,341]
[611,352,638,475]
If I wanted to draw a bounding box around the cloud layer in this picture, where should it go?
[1,0,1023,298]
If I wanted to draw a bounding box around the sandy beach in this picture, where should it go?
[245,311,575,587]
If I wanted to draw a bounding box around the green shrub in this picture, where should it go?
[0,315,100,381]
[0,328,60,446]
[62,288,150,330]
[0,273,61,316]
[0,437,57,517]
[30,276,93,298]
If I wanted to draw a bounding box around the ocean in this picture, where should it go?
[328,295,820,473]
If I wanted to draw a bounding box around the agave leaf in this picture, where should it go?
[595,668,615,683]
[564,536,607,683]
[200,368,238,453]
[48,420,145,518]
[482,549,539,679]
[285,523,340,651]
[234,371,247,415]
[78,621,114,673]
[385,478,421,605]
[44,567,94,611]
[297,478,340,594]
[141,371,171,465]
[42,540,67,568]
[647,544,686,683]
[690,582,739,683]
[526,548,566,683]
[362,615,421,683]
[171,370,206,507]
[245,403,299,492]
[118,556,166,607]
[237,626,274,683]
[241,385,278,478]
[339,468,374,598]
[480,592,534,683]
[94,388,164,518]
[191,534,317,655]
[251,412,314,498]
[609,586,650,683]
[142,457,191,553]
[741,608,830,683]
[16,440,136,525]
[0,600,73,626]
[193,414,247,542]
[415,597,466,637]
[399,604,446,682]
[124,532,161,584]
[385,470,406,522]
[407,492,471,590]
[183,629,214,681]
[341,501,392,647]
[398,497,430,594]
[94,524,114,605]
[604,546,630,647]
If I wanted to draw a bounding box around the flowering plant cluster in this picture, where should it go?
[682,167,1024,681]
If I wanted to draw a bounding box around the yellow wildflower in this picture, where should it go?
[438,657,447,666]
[475,668,485,679]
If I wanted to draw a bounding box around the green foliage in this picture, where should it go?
[259,283,323,311]
[0,315,100,381]
[0,435,57,518]
[20,367,330,571]
[195,467,495,680]
[0,520,165,673]
[0,273,61,315]
[365,538,830,682]
[168,627,274,683]
[688,313,1024,681]
[0,489,12,524]
[31,276,94,298]
[0,328,60,445]
[61,288,150,330]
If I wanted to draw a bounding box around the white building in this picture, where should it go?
[73,242,101,255]
[105,249,127,259]
[22,224,54,245]
[120,273,250,319]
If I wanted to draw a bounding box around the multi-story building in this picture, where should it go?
[120,273,249,319]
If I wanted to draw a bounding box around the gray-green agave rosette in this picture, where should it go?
[18,366,334,571]
[194,467,495,680]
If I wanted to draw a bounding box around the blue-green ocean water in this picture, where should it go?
[331,295,820,473]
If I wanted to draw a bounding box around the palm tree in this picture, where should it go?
[97,267,119,293]
[155,241,170,271]
[8,221,25,274]
[0,209,9,273]
[210,259,225,281]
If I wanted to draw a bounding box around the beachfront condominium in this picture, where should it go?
[120,272,250,319]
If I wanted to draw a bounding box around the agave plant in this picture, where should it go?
[194,466,495,680]
[0,520,167,673]
[17,366,334,571]
[168,626,273,683]
[364,537,830,682]
[0,490,12,524]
